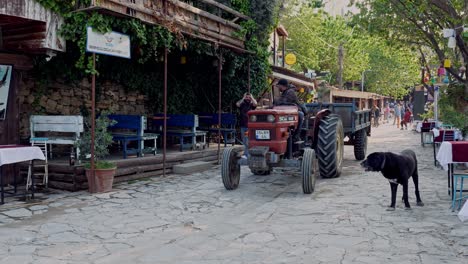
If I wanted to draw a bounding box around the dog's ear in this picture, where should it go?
[380,154,386,170]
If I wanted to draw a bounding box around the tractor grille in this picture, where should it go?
[254,115,269,122]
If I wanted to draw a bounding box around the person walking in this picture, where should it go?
[384,104,390,124]
[236,92,257,157]
[394,103,401,128]
[400,108,412,130]
[373,105,381,127]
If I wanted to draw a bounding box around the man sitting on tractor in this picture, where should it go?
[274,78,307,141]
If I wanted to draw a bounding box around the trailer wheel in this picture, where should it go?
[221,147,241,190]
[353,129,367,161]
[316,114,344,178]
[302,148,318,194]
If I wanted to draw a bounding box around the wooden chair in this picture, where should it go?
[27,137,49,190]
[420,121,436,147]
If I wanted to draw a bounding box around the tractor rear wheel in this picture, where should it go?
[302,148,318,194]
[316,114,344,178]
[221,147,241,190]
[353,129,367,161]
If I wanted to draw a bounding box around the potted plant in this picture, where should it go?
[76,112,117,193]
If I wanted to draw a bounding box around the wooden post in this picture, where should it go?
[163,47,168,177]
[248,58,251,94]
[338,43,344,89]
[90,53,96,176]
[218,51,222,164]
[273,33,277,66]
[282,36,285,68]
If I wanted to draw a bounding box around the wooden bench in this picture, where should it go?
[151,114,206,151]
[30,115,84,158]
[198,113,237,147]
[107,114,158,158]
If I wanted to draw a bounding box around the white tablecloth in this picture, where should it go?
[0,146,45,166]
[436,142,453,171]
[416,121,423,132]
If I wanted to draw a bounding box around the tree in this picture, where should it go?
[351,0,468,99]
[281,5,419,98]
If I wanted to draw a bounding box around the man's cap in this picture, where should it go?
[277,79,288,86]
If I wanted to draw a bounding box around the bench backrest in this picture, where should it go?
[198,113,236,127]
[107,114,146,136]
[153,114,199,130]
[30,115,84,137]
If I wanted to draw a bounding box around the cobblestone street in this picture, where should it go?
[0,123,467,264]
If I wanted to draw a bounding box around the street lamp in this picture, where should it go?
[361,70,372,92]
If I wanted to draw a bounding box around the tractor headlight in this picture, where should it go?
[250,115,257,122]
[267,115,275,122]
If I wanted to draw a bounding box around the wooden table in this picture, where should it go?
[436,141,468,197]
[0,145,45,204]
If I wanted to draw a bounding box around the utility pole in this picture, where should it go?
[337,43,344,89]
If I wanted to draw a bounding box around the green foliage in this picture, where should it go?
[75,112,117,163]
[83,160,116,170]
[230,0,250,14]
[34,0,277,114]
[249,0,283,42]
[418,109,434,121]
[351,0,468,98]
[439,84,468,135]
[282,6,420,99]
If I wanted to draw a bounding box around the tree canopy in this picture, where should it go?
[281,5,420,98]
[350,0,468,99]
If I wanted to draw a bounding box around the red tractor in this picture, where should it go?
[221,103,349,194]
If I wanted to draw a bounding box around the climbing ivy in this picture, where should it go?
[34,0,277,114]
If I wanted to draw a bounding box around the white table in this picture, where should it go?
[0,145,45,204]
[436,141,468,198]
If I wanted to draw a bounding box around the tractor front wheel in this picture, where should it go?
[221,147,241,190]
[302,148,318,194]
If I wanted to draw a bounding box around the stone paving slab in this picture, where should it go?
[0,123,466,264]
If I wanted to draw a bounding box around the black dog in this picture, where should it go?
[361,150,424,211]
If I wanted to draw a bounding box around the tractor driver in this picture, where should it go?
[274,78,306,141]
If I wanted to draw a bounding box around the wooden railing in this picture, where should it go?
[89,0,250,50]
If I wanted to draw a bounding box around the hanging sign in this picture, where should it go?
[444,59,452,68]
[285,53,297,65]
[443,28,454,38]
[86,27,131,59]
[447,36,456,48]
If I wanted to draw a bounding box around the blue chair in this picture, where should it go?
[451,173,468,211]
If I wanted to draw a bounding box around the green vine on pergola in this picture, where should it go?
[33,0,278,114]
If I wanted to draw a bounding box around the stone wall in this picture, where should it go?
[18,75,149,140]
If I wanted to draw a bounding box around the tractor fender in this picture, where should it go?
[311,109,331,149]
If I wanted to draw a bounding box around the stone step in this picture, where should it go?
[173,161,213,174]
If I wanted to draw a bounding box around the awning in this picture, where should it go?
[330,88,384,99]
[271,71,314,88]
[0,0,65,53]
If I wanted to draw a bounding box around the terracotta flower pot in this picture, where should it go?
[85,167,116,193]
